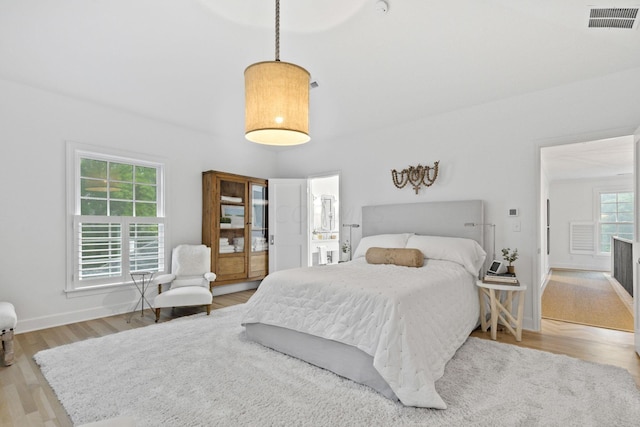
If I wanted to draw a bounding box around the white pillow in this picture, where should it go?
[405,235,486,275]
[352,233,414,259]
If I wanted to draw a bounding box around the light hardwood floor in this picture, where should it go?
[1,289,638,426]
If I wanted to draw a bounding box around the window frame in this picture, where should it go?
[66,142,167,293]
[595,187,633,255]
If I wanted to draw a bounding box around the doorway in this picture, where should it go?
[309,173,340,266]
[539,136,634,333]
[268,173,341,273]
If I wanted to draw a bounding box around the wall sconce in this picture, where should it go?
[391,161,439,194]
[464,222,496,274]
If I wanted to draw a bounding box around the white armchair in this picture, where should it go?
[153,245,216,322]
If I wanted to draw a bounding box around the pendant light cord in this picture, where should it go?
[275,0,280,61]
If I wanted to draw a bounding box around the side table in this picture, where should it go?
[127,272,155,323]
[476,280,527,341]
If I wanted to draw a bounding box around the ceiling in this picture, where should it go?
[1,0,640,157]
[541,136,634,181]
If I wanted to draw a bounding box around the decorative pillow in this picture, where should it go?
[365,247,424,267]
[405,235,486,275]
[352,233,414,259]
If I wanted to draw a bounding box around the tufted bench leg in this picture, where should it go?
[0,302,18,366]
[1,329,15,366]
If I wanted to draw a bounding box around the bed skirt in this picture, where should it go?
[245,323,398,401]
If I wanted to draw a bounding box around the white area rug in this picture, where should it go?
[35,305,640,426]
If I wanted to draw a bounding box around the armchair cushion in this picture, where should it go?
[171,275,208,289]
[154,286,213,309]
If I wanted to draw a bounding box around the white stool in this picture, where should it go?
[0,302,17,366]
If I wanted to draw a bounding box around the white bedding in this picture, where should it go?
[241,257,480,409]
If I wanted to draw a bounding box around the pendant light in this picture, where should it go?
[245,0,310,145]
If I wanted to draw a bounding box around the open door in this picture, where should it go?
[268,179,309,273]
[634,126,640,356]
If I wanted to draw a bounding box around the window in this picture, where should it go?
[68,146,165,291]
[598,191,633,253]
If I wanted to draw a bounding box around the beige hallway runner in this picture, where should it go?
[542,270,634,332]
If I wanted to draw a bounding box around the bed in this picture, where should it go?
[241,200,487,409]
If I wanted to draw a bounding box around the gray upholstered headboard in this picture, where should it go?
[362,200,485,247]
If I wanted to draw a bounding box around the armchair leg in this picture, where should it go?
[155,308,161,323]
[206,304,211,316]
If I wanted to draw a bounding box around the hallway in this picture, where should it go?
[542,269,634,332]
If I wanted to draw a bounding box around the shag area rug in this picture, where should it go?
[35,305,640,426]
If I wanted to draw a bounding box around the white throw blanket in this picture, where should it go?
[241,258,479,408]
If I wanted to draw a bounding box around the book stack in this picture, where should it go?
[483,273,519,285]
[219,238,235,254]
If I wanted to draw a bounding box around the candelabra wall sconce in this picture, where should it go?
[391,161,440,195]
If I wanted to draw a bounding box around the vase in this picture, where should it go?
[507,265,515,274]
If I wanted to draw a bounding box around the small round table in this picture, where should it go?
[476,280,527,342]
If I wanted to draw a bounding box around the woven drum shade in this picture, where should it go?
[245,61,310,145]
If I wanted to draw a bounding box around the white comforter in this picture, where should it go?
[241,258,479,409]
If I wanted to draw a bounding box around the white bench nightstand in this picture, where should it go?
[476,280,527,342]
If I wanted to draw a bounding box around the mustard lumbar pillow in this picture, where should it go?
[365,247,424,267]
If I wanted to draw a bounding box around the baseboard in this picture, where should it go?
[549,264,610,273]
[212,281,259,297]
[522,316,534,332]
[17,281,261,334]
[540,269,551,294]
[17,302,135,334]
[605,274,633,316]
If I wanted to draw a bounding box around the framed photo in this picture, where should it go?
[221,204,244,218]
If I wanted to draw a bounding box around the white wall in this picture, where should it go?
[4,63,640,333]
[549,176,634,271]
[0,79,277,332]
[276,65,640,331]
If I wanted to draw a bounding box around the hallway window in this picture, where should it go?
[598,191,633,253]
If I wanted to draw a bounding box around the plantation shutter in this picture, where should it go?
[73,216,165,286]
[569,222,595,255]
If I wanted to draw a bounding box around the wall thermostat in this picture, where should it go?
[508,208,519,217]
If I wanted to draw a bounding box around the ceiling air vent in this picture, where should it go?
[588,7,639,29]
